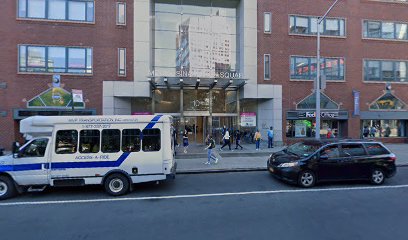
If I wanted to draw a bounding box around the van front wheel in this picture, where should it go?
[104,174,130,196]
[0,176,17,200]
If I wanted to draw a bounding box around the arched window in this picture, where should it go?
[296,92,339,110]
[369,92,406,111]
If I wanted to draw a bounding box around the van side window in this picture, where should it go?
[341,144,366,157]
[320,145,340,159]
[79,130,100,153]
[364,143,390,155]
[20,138,49,158]
[102,129,121,153]
[142,129,161,152]
[56,130,78,154]
[122,129,141,152]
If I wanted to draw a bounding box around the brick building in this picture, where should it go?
[1,0,408,150]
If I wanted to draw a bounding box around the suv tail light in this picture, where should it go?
[388,154,397,162]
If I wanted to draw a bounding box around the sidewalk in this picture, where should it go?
[176,143,408,173]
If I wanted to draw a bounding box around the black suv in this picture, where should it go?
[267,140,397,187]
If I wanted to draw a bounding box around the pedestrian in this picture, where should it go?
[267,126,274,148]
[254,129,261,150]
[204,135,218,164]
[182,127,189,153]
[369,126,377,138]
[363,126,369,138]
[384,124,391,137]
[326,128,332,138]
[235,130,243,150]
[173,126,178,147]
[220,127,231,151]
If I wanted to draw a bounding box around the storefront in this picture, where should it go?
[286,92,348,139]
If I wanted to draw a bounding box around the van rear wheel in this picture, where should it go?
[0,176,17,200]
[104,174,130,196]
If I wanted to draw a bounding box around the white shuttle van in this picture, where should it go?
[0,115,176,200]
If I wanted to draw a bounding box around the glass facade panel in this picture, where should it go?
[154,89,180,113]
[48,0,66,20]
[362,120,405,138]
[396,23,408,40]
[48,47,66,72]
[153,0,239,79]
[183,90,210,111]
[27,46,46,68]
[382,22,395,39]
[68,1,86,21]
[28,0,46,18]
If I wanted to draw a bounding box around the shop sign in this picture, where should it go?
[240,112,256,127]
[298,112,339,119]
[295,122,307,137]
[72,89,83,103]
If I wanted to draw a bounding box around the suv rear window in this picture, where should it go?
[364,143,390,155]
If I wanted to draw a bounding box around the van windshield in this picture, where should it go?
[286,142,321,157]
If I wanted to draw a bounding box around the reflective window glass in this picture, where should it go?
[396,23,408,40]
[68,1,86,21]
[264,54,270,79]
[382,61,394,80]
[341,144,366,157]
[367,21,381,38]
[68,48,86,71]
[18,0,27,17]
[86,2,94,22]
[295,17,308,34]
[48,0,66,20]
[48,47,66,72]
[325,19,339,35]
[118,48,126,76]
[117,2,126,25]
[365,143,390,155]
[382,22,395,39]
[27,47,46,68]
[395,62,407,80]
[366,61,380,80]
[28,0,46,18]
[264,12,271,33]
[154,89,180,113]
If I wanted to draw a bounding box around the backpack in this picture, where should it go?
[210,139,215,148]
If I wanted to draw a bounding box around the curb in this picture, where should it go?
[176,164,408,174]
[175,152,272,159]
[177,167,267,174]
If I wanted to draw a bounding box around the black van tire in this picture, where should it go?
[298,170,316,188]
[370,168,385,185]
[104,173,130,196]
[0,176,17,200]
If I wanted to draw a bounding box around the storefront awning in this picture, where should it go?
[149,77,246,90]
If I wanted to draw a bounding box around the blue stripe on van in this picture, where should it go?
[145,115,162,129]
[0,152,131,172]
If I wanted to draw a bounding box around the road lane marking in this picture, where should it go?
[1,184,408,206]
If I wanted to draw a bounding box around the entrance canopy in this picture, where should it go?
[149,77,246,90]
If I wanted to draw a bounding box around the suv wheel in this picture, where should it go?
[298,170,316,188]
[0,176,17,200]
[371,169,385,185]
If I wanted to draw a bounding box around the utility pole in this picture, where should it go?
[316,0,340,140]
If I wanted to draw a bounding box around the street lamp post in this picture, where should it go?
[315,0,340,140]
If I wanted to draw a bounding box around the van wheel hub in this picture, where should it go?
[109,178,124,193]
[0,182,8,196]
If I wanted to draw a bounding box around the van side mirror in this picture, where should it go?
[13,153,19,158]
[320,154,329,160]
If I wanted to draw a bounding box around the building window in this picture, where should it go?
[289,15,345,37]
[362,120,405,138]
[368,0,408,3]
[116,2,126,25]
[364,20,408,40]
[369,92,406,110]
[17,0,94,23]
[290,56,345,81]
[364,60,407,82]
[19,45,93,74]
[264,54,270,80]
[264,12,271,33]
[118,48,126,76]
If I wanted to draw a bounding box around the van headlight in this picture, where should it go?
[278,162,299,168]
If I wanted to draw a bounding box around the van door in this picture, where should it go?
[13,138,50,185]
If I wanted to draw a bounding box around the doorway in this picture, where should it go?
[184,117,207,144]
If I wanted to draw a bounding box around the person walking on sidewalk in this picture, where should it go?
[235,130,243,150]
[220,127,231,151]
[204,135,218,164]
[182,127,189,153]
[254,129,261,150]
[267,126,274,148]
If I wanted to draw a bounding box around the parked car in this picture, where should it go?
[267,139,397,187]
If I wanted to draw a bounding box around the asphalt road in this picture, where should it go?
[1,168,408,240]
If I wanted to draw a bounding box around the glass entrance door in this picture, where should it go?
[184,117,207,144]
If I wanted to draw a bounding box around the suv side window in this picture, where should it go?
[341,144,367,157]
[364,143,390,155]
[320,144,340,159]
